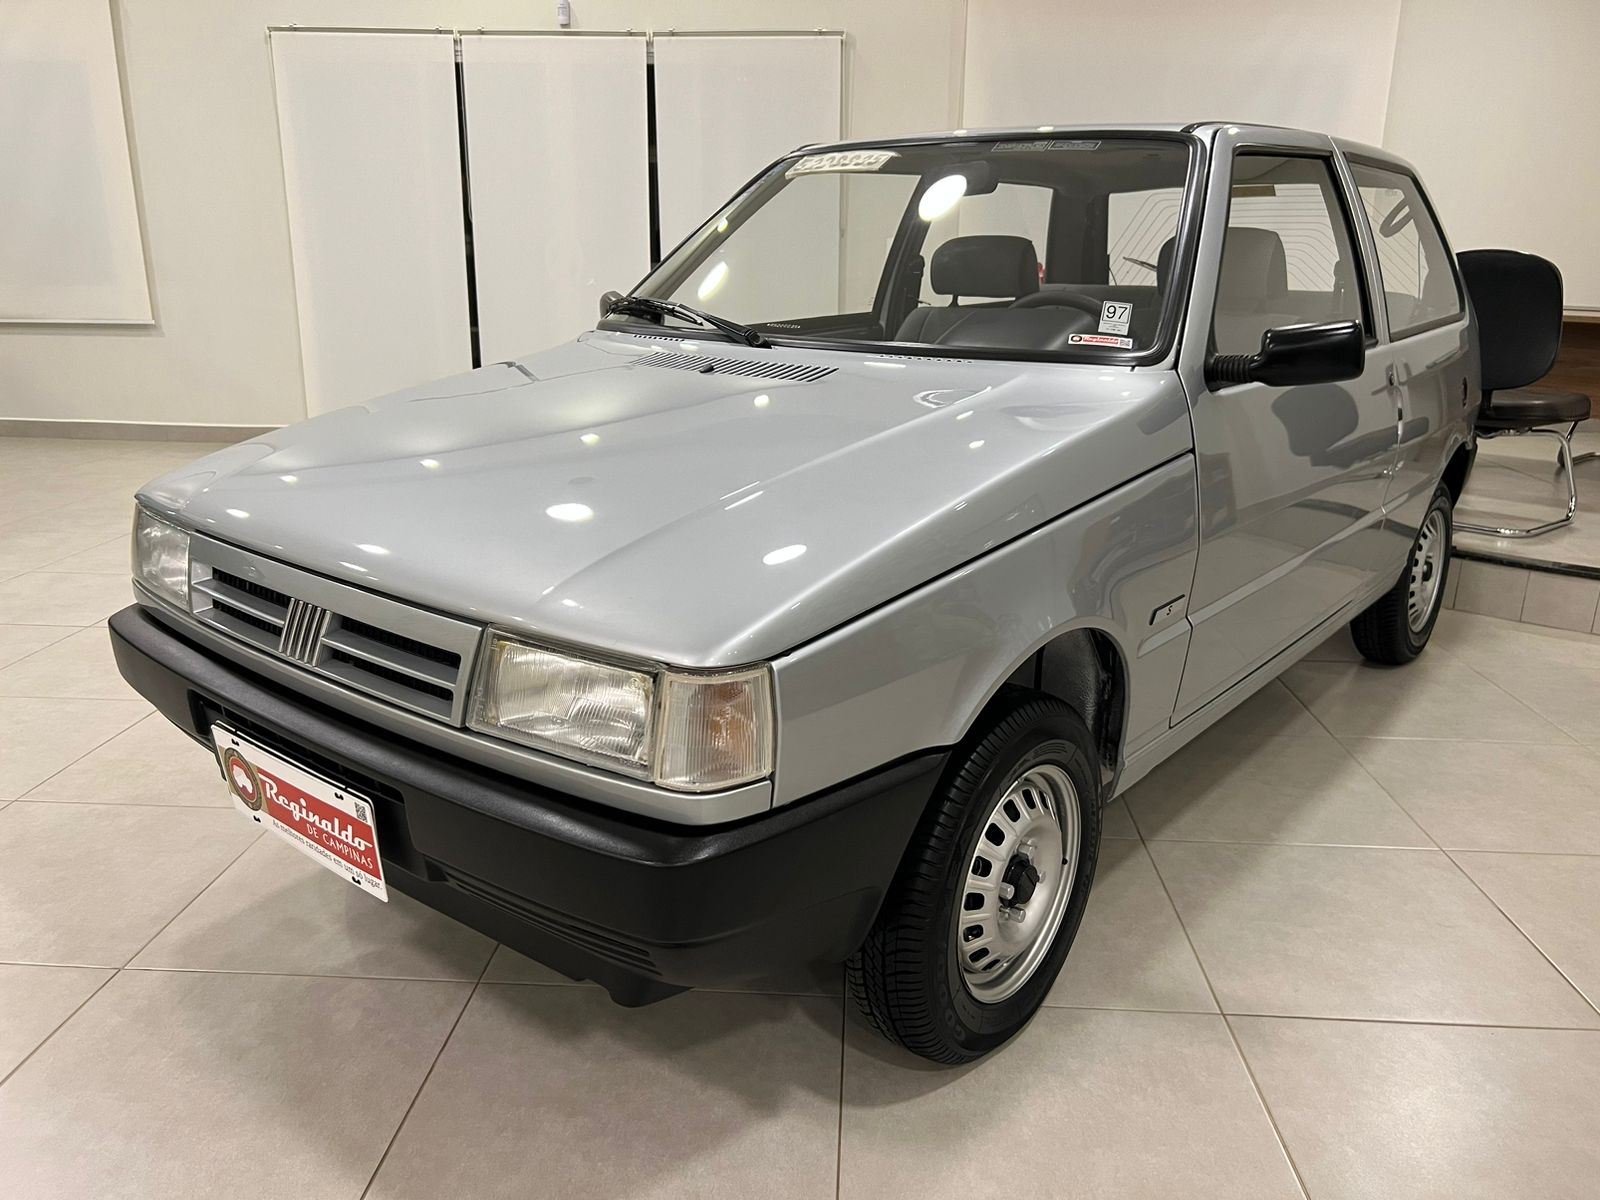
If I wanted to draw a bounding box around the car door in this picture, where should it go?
[1173,129,1398,719]
[1346,155,1473,566]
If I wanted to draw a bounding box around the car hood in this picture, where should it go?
[140,332,1192,667]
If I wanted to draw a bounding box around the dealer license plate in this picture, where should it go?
[211,725,388,902]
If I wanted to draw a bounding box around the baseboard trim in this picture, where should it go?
[1454,546,1600,582]
[0,418,276,443]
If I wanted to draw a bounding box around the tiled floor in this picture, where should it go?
[1455,417,1600,573]
[5,436,1600,1198]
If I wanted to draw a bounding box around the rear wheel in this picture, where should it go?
[1351,484,1452,665]
[847,692,1101,1064]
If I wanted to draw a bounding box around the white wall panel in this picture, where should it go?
[962,0,1401,145]
[270,31,470,415]
[461,34,649,362]
[654,35,842,251]
[0,0,150,323]
[1385,0,1600,310]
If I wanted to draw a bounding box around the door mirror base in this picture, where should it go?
[1206,320,1365,390]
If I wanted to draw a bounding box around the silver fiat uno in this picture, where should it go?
[115,123,1477,1063]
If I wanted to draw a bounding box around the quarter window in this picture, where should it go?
[1351,163,1463,338]
[1211,154,1367,356]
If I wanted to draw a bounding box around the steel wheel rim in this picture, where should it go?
[1408,508,1448,633]
[954,762,1080,1003]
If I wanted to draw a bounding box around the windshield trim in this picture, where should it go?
[599,129,1210,370]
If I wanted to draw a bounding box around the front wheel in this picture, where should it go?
[847,692,1102,1064]
[1351,483,1453,665]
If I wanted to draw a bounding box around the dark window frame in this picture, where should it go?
[601,130,1209,369]
[1345,155,1466,341]
[1208,147,1376,359]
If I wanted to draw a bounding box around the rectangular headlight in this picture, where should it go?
[470,633,775,792]
[470,637,655,776]
[132,507,190,610]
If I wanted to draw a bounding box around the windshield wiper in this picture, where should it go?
[605,295,770,348]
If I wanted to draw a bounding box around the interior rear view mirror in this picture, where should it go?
[1207,320,1365,390]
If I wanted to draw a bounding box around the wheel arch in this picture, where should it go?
[1441,439,1475,506]
[964,622,1131,795]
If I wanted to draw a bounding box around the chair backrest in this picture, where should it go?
[1457,249,1563,392]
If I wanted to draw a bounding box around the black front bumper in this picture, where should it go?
[109,605,942,1004]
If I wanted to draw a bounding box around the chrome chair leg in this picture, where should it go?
[1456,427,1578,538]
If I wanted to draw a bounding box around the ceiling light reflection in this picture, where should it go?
[546,503,594,523]
[762,544,807,566]
[918,173,968,222]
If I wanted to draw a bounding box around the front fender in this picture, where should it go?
[769,455,1199,805]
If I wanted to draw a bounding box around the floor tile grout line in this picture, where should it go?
[11,706,155,801]
[358,949,495,1200]
[118,829,267,970]
[0,624,76,666]
[0,967,120,1093]
[1204,1009,1600,1033]
[1314,694,1600,1022]
[1444,652,1584,746]
[1131,831,1312,1200]
[1438,846,1600,1021]
[834,982,847,1200]
[1294,698,1452,857]
[0,771,261,1094]
[2,693,153,704]
[30,533,129,575]
[1297,695,1600,1018]
[8,797,236,811]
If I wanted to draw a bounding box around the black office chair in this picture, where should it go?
[1456,249,1593,537]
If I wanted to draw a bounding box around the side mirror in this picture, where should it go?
[1207,320,1364,390]
[599,290,624,319]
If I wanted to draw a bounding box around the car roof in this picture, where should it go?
[795,123,1420,177]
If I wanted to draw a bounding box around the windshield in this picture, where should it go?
[611,135,1195,361]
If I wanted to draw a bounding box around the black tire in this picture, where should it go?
[846,691,1102,1064]
[1351,483,1453,665]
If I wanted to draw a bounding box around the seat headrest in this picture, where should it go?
[1458,249,1562,392]
[1217,227,1288,312]
[929,235,1039,299]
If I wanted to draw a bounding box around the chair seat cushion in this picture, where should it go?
[1480,388,1592,428]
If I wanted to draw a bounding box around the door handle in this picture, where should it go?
[1385,364,1399,388]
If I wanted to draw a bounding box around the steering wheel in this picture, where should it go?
[1007,290,1105,318]
[1379,197,1415,238]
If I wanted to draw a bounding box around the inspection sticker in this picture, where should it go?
[1099,301,1133,335]
[1068,332,1134,349]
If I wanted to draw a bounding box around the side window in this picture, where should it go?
[918,182,1052,303]
[1351,163,1463,338]
[1212,154,1367,356]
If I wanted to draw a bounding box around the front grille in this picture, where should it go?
[635,350,837,383]
[186,535,482,725]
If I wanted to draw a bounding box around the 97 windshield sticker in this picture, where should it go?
[1099,301,1132,335]
[787,149,897,177]
[1068,332,1134,349]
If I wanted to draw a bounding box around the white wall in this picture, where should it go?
[1384,0,1600,310]
[962,0,1403,144]
[8,0,1596,427]
[0,0,965,427]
